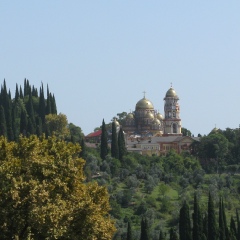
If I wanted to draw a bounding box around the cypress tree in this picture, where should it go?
[159,230,165,240]
[118,126,126,161]
[192,193,202,240]
[19,86,23,99]
[140,217,150,240]
[15,84,19,101]
[208,192,217,240]
[126,221,132,240]
[219,197,226,240]
[100,119,108,160]
[6,98,14,141]
[236,209,240,240]
[20,110,28,136]
[80,138,86,159]
[36,117,43,136]
[230,216,237,238]
[26,91,36,134]
[179,201,192,240]
[0,105,7,137]
[111,120,119,159]
[51,94,57,114]
[203,213,208,240]
[46,85,51,114]
[222,198,228,238]
[38,84,45,126]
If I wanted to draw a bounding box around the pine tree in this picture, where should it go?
[111,120,119,159]
[126,221,132,240]
[100,119,108,160]
[208,192,217,240]
[179,201,192,240]
[192,193,202,240]
[0,105,7,137]
[118,126,126,161]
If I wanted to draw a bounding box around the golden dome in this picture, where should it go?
[136,97,154,110]
[145,112,154,119]
[126,113,134,119]
[152,118,161,124]
[165,87,178,98]
[156,113,164,120]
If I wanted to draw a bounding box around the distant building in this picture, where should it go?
[122,86,182,137]
[85,86,197,154]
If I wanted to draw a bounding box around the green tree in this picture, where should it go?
[219,197,226,240]
[140,217,150,240]
[118,126,126,161]
[179,201,192,240]
[192,193,202,240]
[100,119,108,160]
[111,121,119,159]
[127,221,132,240]
[0,135,116,239]
[159,230,166,240]
[45,113,70,139]
[208,192,218,240]
[170,228,179,240]
[0,105,7,137]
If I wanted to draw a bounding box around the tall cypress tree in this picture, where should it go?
[0,105,7,137]
[26,91,36,134]
[222,198,229,239]
[38,84,45,126]
[15,84,19,101]
[126,221,132,240]
[230,216,237,238]
[100,119,108,160]
[140,218,150,240]
[51,94,57,114]
[236,209,240,240]
[118,126,126,161]
[208,192,217,240]
[159,230,165,240]
[219,197,226,240]
[192,193,202,240]
[179,201,192,240]
[46,85,51,115]
[19,86,23,99]
[20,110,28,136]
[111,120,119,159]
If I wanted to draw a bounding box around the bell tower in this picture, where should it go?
[163,85,182,136]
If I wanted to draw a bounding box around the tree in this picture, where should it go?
[118,126,126,161]
[0,105,7,137]
[179,201,192,240]
[170,228,179,240]
[100,119,108,160]
[111,121,119,159]
[192,193,202,240]
[159,230,166,240]
[0,135,115,239]
[45,113,70,139]
[140,217,150,240]
[208,192,217,240]
[219,197,226,240]
[127,221,132,240]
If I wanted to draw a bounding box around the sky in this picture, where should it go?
[1,1,240,136]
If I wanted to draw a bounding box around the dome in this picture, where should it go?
[145,112,154,119]
[152,118,161,125]
[126,113,134,119]
[156,113,164,120]
[165,87,178,98]
[136,97,154,110]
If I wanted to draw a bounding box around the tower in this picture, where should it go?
[163,86,182,136]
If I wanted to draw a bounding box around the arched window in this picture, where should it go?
[172,123,177,133]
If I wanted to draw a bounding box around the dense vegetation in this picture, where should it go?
[1,79,240,239]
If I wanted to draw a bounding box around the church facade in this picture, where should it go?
[122,86,182,137]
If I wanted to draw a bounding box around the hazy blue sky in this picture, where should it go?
[1,1,240,136]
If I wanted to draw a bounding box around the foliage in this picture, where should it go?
[0,135,115,239]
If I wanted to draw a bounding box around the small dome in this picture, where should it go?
[136,97,154,110]
[145,112,154,119]
[126,113,134,119]
[156,113,164,120]
[165,87,178,98]
[152,118,161,125]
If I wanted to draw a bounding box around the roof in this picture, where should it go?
[85,129,102,138]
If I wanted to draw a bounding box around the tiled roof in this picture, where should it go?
[85,130,102,138]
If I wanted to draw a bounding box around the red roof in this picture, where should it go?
[85,130,102,138]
